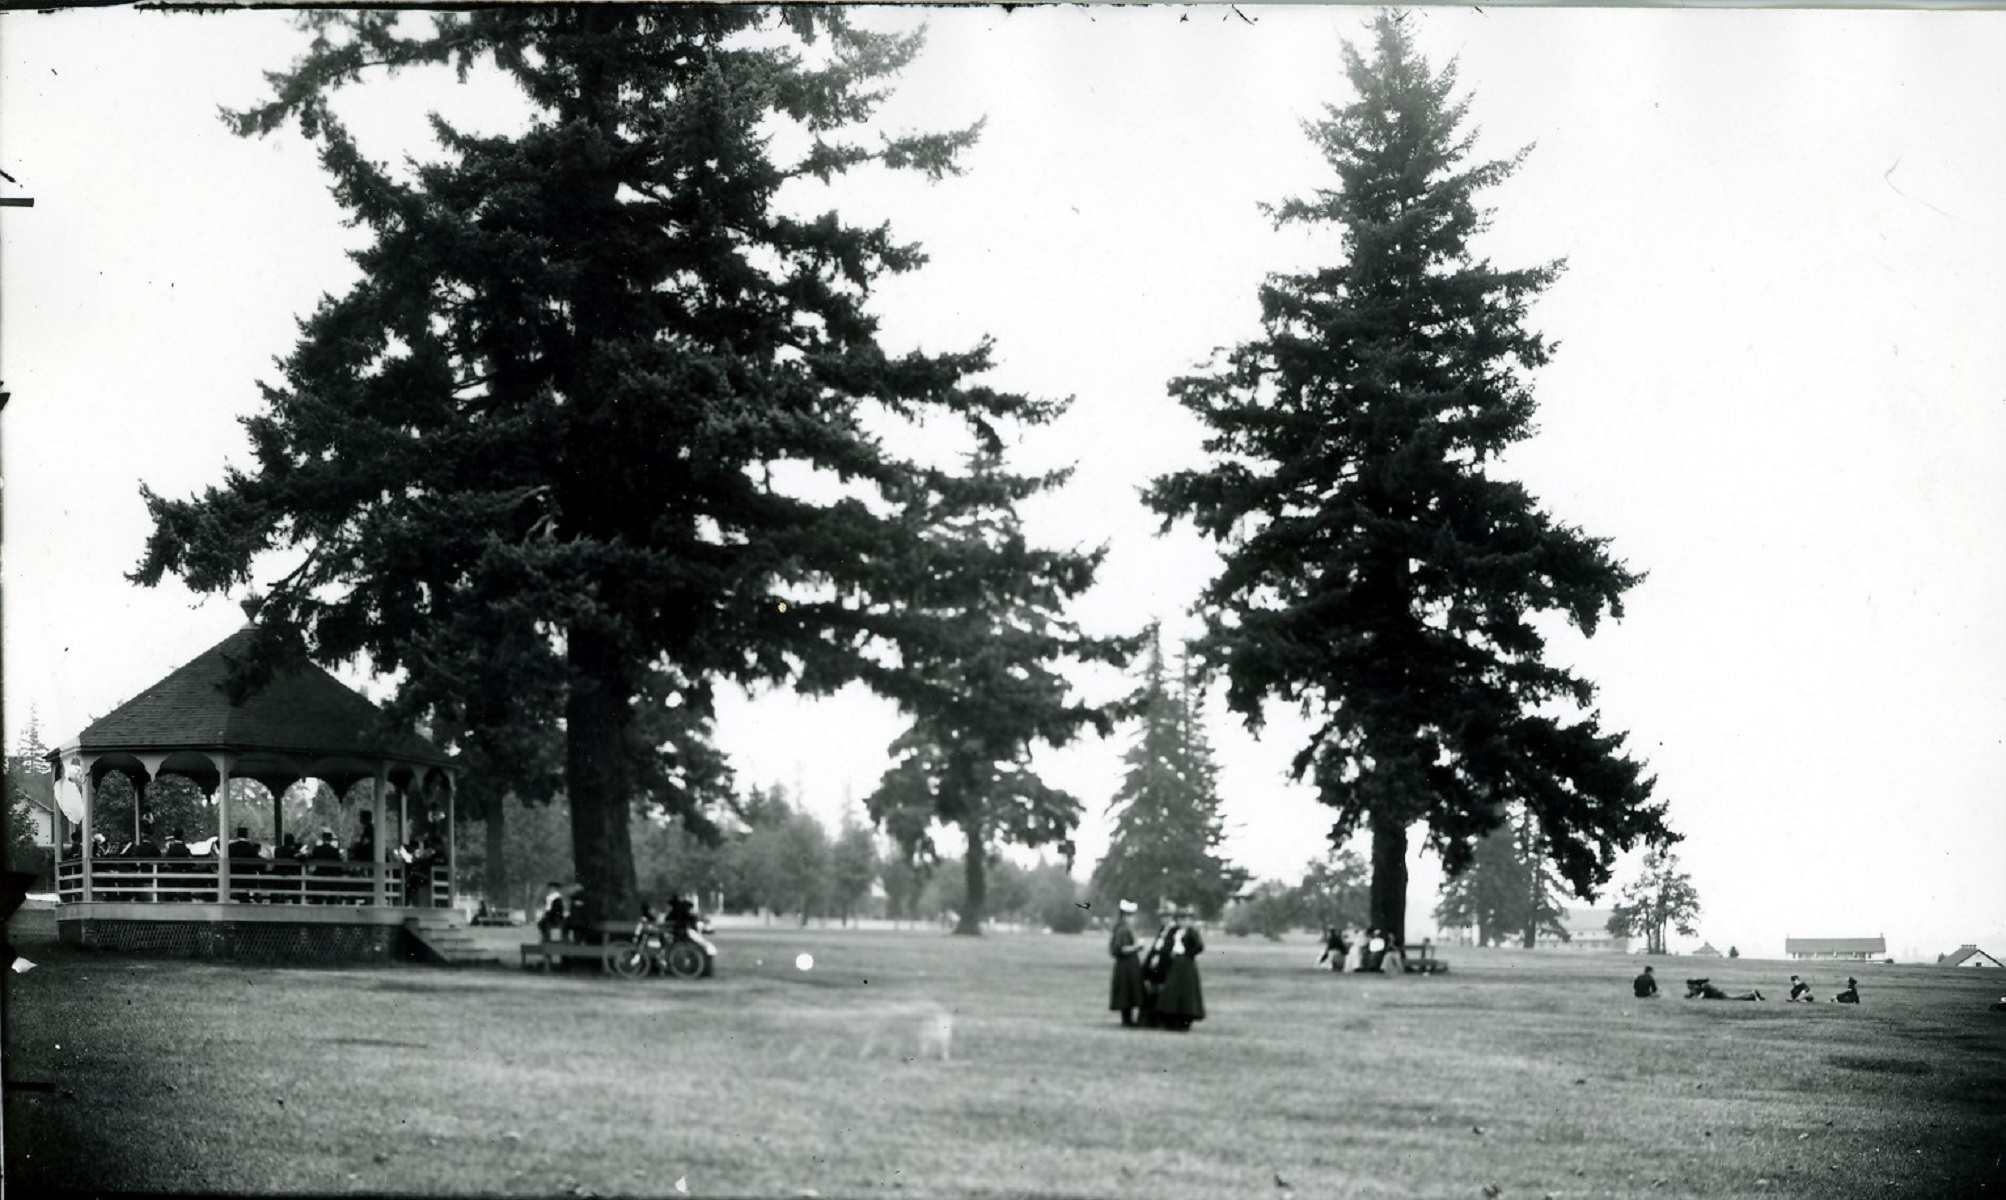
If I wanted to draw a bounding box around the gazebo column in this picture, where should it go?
[133,754,167,844]
[444,773,457,910]
[216,754,234,904]
[372,764,389,907]
[76,756,96,901]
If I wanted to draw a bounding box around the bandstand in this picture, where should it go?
[48,618,461,963]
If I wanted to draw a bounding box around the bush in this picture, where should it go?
[1043,901,1089,934]
[1223,882,1300,940]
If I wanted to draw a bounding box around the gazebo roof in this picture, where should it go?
[57,625,452,768]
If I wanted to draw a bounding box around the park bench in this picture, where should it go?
[1401,942,1449,975]
[519,941,613,972]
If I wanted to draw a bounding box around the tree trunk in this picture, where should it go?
[954,818,985,936]
[484,796,510,914]
[1368,814,1408,943]
[566,626,639,922]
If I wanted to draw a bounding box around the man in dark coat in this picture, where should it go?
[1633,964,1659,998]
[1833,977,1860,1004]
[1108,900,1146,1027]
[1153,903,1206,1031]
[227,825,264,902]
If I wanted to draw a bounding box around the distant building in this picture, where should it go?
[1691,942,1724,958]
[11,779,58,846]
[1534,908,1633,953]
[1937,945,2004,968]
[1785,936,1887,961]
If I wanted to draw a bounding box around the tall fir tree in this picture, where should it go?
[129,9,1057,919]
[1090,626,1247,921]
[1433,805,1569,947]
[1147,12,1668,942]
[864,449,1133,935]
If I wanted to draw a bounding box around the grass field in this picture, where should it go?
[5,915,2003,1199]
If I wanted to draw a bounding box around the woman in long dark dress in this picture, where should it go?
[1108,900,1146,1027]
[1153,904,1206,1031]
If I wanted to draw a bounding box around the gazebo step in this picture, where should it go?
[403,916,502,966]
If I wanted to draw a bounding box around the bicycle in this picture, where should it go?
[605,916,710,980]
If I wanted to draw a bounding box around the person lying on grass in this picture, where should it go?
[1686,978,1764,1001]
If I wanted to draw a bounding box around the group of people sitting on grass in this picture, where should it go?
[1108,899,1206,1031]
[1315,925,1407,973]
[1630,964,1861,1004]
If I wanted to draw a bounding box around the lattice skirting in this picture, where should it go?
[59,918,419,963]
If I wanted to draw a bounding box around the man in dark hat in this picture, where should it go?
[1109,900,1145,1027]
[1833,977,1860,1004]
[1633,964,1659,998]
[227,826,264,902]
[306,829,344,903]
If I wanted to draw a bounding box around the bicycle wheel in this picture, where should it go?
[665,942,706,979]
[607,943,653,980]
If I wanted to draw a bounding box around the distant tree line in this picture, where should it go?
[456,782,1087,932]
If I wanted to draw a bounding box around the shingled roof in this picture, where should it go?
[59,625,451,767]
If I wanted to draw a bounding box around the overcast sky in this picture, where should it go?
[4,5,2002,962]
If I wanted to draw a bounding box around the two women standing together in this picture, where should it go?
[1110,899,1205,1031]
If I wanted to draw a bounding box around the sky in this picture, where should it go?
[3,5,2002,963]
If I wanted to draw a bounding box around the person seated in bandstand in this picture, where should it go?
[227,826,264,901]
[305,829,344,903]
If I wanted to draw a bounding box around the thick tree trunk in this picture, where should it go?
[566,627,639,922]
[1368,815,1408,943]
[954,818,985,936]
[485,796,510,914]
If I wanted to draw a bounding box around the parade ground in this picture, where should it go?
[5,916,2002,1199]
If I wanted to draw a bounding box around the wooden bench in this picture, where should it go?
[519,941,613,972]
[1401,942,1449,975]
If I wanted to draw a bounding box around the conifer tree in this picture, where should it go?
[1147,11,1668,942]
[864,449,1133,935]
[129,9,1056,919]
[1433,806,1569,947]
[1090,627,1247,920]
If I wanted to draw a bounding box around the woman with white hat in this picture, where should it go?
[1108,899,1146,1027]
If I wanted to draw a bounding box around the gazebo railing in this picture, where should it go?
[55,858,448,908]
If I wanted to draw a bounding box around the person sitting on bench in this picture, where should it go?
[1686,977,1764,1001]
[536,881,567,942]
